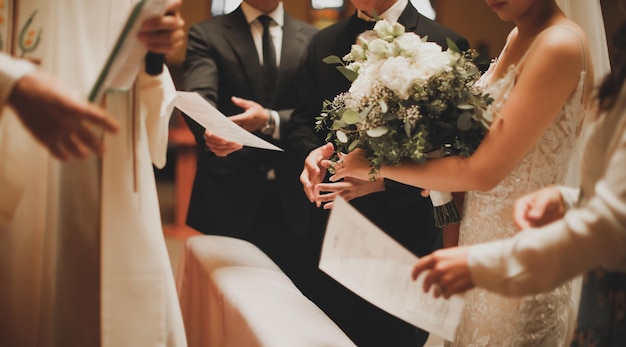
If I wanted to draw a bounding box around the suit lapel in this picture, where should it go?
[397,2,419,32]
[223,7,265,104]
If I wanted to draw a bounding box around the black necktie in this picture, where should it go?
[257,15,277,104]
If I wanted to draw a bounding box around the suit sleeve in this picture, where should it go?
[285,39,325,162]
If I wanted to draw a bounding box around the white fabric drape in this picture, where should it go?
[557,0,611,188]
[0,1,186,346]
[554,1,611,344]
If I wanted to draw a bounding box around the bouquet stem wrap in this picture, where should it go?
[429,191,461,227]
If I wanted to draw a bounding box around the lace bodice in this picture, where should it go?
[462,60,585,245]
[448,59,586,346]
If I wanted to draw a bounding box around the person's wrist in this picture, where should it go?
[261,108,275,135]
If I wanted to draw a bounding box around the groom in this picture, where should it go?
[284,0,469,346]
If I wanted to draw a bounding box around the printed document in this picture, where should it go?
[174,91,283,151]
[320,197,465,341]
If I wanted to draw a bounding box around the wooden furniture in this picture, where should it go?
[164,111,200,238]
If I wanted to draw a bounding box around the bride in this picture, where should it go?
[327,0,605,345]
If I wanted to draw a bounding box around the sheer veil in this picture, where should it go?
[556,0,611,187]
[555,1,610,343]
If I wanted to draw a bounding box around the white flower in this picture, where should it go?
[373,20,404,42]
[348,44,366,62]
[346,61,362,74]
[357,30,378,46]
[348,60,383,100]
[379,56,422,99]
[367,38,392,60]
[393,32,423,58]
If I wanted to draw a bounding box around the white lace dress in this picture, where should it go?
[448,58,586,346]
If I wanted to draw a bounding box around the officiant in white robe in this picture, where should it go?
[0,1,187,346]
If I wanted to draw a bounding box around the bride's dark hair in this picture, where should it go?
[598,23,626,113]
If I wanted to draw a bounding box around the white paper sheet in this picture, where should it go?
[319,197,465,341]
[173,91,283,151]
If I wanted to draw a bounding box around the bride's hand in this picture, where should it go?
[513,186,565,230]
[314,177,385,209]
[325,149,374,182]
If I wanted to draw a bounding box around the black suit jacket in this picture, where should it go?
[284,5,469,346]
[286,3,470,258]
[183,7,317,237]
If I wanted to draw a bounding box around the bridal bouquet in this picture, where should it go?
[316,19,493,227]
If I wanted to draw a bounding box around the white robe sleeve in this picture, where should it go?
[0,54,36,224]
[0,53,36,115]
[137,67,176,169]
[467,121,626,297]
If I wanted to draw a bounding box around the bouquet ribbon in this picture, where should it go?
[429,191,461,228]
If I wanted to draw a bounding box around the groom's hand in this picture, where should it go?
[301,143,335,203]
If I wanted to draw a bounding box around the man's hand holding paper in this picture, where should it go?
[174,91,283,152]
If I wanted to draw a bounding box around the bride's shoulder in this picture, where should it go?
[529,22,588,66]
[537,21,588,55]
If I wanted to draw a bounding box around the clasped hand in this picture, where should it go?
[300,144,384,209]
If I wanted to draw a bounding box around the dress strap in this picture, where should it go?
[519,25,587,72]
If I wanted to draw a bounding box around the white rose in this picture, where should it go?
[414,42,451,76]
[391,22,405,37]
[349,44,366,62]
[348,61,382,100]
[393,33,422,58]
[373,20,405,42]
[379,56,420,99]
[347,61,362,74]
[357,30,378,46]
[368,38,391,60]
[373,20,394,41]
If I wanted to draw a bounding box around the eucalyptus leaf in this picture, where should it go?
[359,104,374,116]
[366,126,389,137]
[336,130,349,143]
[446,38,460,53]
[379,100,388,113]
[342,110,360,124]
[323,55,343,65]
[332,120,347,130]
[348,139,360,151]
[382,112,397,121]
[457,103,474,110]
[404,121,412,137]
[457,112,472,131]
[337,66,358,82]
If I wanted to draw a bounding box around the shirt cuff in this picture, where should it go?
[556,186,579,210]
[468,240,511,289]
[0,54,36,111]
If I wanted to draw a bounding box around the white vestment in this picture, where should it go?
[0,1,187,346]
